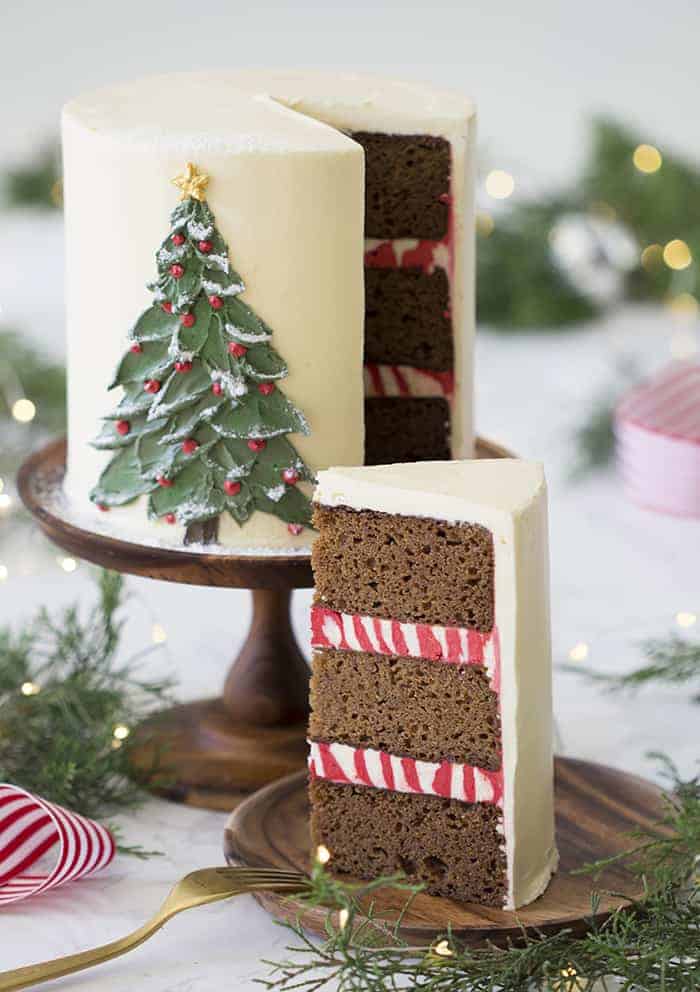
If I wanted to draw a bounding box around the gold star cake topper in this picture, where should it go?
[171,162,210,201]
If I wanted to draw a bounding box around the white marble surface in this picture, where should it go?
[0,210,698,988]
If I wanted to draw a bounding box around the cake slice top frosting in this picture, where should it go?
[314,459,546,524]
[62,70,475,153]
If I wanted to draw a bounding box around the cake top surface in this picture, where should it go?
[62,70,475,153]
[314,460,546,522]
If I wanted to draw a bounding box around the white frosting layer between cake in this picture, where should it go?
[61,71,475,551]
[314,459,558,909]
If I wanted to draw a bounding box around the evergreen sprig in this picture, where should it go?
[570,634,700,702]
[568,359,641,479]
[262,757,699,991]
[0,570,173,848]
[477,198,600,330]
[569,391,617,479]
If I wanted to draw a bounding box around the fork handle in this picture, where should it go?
[0,919,163,992]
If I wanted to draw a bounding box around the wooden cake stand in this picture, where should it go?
[224,757,671,946]
[18,435,510,810]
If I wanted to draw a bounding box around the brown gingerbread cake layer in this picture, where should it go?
[310,649,500,769]
[351,133,450,240]
[365,268,452,370]
[312,504,494,630]
[310,779,506,905]
[364,397,451,465]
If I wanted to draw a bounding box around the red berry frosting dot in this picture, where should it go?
[287,523,304,536]
[211,381,223,395]
[180,312,195,328]
[209,295,223,310]
[258,382,275,396]
[282,468,299,485]
[130,342,143,353]
[224,480,241,496]
[228,342,247,357]
[157,476,173,487]
[198,240,213,253]
[116,419,130,436]
[182,438,198,455]
[161,301,173,313]
[171,233,185,246]
[165,512,177,524]
[144,379,161,394]
[247,438,266,452]
[170,263,185,279]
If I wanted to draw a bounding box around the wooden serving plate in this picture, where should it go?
[224,758,669,946]
[17,436,512,811]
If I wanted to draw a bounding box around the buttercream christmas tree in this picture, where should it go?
[90,163,313,544]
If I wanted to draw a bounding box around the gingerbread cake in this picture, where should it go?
[61,71,475,551]
[309,460,558,908]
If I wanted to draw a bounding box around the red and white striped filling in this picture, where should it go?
[309,606,504,807]
[364,230,454,402]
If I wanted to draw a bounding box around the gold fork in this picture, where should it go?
[0,866,308,992]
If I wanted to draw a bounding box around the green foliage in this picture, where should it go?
[478,116,700,329]
[568,359,641,479]
[92,193,313,533]
[0,570,172,848]
[477,200,600,329]
[569,393,617,479]
[262,757,700,991]
[583,118,700,303]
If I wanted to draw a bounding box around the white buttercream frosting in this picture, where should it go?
[62,70,475,551]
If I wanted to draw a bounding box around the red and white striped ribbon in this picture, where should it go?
[311,605,500,692]
[617,361,700,439]
[309,740,504,807]
[0,785,115,905]
[615,361,700,517]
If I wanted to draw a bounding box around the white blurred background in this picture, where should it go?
[3,0,700,181]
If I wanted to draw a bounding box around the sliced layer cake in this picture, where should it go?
[308,460,558,909]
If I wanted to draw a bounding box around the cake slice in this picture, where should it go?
[309,459,558,909]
